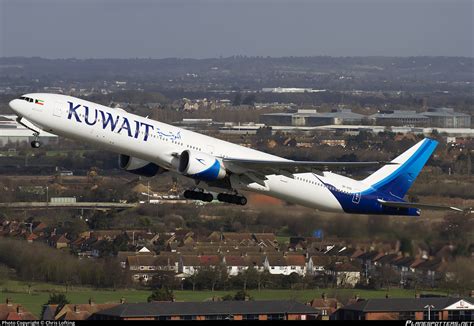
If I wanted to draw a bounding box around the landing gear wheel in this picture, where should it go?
[238,196,247,206]
[217,193,247,205]
[31,140,41,148]
[183,190,193,199]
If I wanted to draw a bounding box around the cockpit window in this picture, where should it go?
[19,96,34,102]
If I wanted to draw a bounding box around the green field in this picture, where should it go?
[0,280,446,318]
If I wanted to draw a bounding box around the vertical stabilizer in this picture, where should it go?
[362,138,438,198]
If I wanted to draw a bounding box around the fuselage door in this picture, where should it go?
[352,192,361,204]
[206,145,215,156]
[53,102,63,117]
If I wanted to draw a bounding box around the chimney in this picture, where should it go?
[354,294,360,301]
[74,305,78,313]
[88,298,93,305]
[385,293,389,299]
[16,305,22,313]
[322,292,327,300]
[120,297,126,304]
[6,298,12,306]
[469,290,474,298]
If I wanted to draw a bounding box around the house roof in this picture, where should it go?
[374,254,400,265]
[222,233,252,242]
[224,255,246,266]
[309,298,341,311]
[199,255,221,266]
[180,255,200,266]
[357,251,383,261]
[285,255,306,266]
[341,298,474,312]
[333,263,360,272]
[43,303,119,320]
[154,255,177,266]
[310,256,333,267]
[127,255,157,267]
[266,255,287,266]
[244,255,265,267]
[415,258,447,272]
[0,304,37,320]
[91,301,318,318]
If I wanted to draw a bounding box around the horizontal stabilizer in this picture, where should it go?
[378,199,469,213]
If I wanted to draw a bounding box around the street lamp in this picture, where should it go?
[424,304,435,321]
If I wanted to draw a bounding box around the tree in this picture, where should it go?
[147,287,175,302]
[441,257,474,296]
[233,290,253,301]
[232,93,242,106]
[242,94,256,106]
[46,293,70,305]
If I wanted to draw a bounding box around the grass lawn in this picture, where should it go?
[0,280,447,318]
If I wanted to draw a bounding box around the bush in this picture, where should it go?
[46,293,70,305]
[147,287,174,302]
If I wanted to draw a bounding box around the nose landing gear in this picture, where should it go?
[31,140,41,148]
[30,132,41,148]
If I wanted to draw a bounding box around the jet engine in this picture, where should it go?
[178,150,226,181]
[119,154,166,177]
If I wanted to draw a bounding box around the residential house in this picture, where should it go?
[127,255,159,283]
[0,299,37,320]
[413,258,449,287]
[223,255,248,276]
[336,297,474,320]
[330,263,361,288]
[49,234,70,249]
[253,233,278,249]
[91,300,319,320]
[42,302,121,320]
[265,254,306,276]
[285,255,307,276]
[154,255,179,273]
[199,255,221,269]
[390,256,424,287]
[307,255,333,275]
[244,255,266,273]
[308,294,342,320]
[179,255,201,276]
[25,233,38,243]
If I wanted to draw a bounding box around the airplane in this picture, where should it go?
[8,93,467,216]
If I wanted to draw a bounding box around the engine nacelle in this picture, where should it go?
[119,154,166,177]
[178,150,226,181]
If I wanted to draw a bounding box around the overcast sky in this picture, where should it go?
[0,0,472,58]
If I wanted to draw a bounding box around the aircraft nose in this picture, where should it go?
[9,99,23,116]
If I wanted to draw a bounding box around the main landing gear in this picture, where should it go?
[217,193,247,206]
[30,133,41,148]
[183,190,247,206]
[183,190,214,202]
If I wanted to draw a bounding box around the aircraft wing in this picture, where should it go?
[377,199,469,213]
[223,158,394,176]
[222,158,393,172]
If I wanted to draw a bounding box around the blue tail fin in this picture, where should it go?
[363,138,438,198]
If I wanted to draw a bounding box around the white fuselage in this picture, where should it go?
[8,93,378,213]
